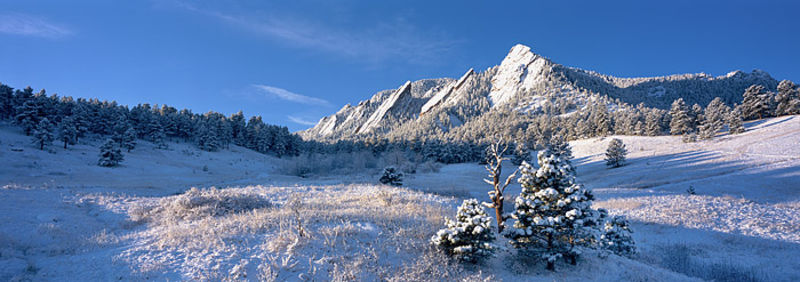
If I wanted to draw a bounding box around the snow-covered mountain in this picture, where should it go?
[301,44,778,140]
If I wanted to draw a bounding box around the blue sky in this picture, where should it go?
[1,0,798,131]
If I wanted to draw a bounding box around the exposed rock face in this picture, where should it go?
[420,68,475,115]
[488,44,556,107]
[301,44,779,141]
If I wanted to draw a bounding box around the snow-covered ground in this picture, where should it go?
[1,116,798,281]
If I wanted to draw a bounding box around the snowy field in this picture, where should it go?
[1,116,799,281]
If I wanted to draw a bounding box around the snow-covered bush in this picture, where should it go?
[132,187,272,223]
[379,166,403,186]
[98,138,124,167]
[507,148,601,271]
[605,138,627,168]
[431,199,496,262]
[600,214,636,257]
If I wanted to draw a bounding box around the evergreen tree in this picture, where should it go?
[57,116,78,149]
[645,111,662,136]
[32,118,55,150]
[669,98,691,135]
[197,124,220,152]
[741,84,771,120]
[121,128,137,152]
[431,199,496,262]
[698,98,729,140]
[728,105,746,134]
[379,166,403,186]
[776,80,800,116]
[600,215,636,257]
[507,148,600,270]
[15,99,42,135]
[98,139,124,167]
[511,142,532,165]
[604,138,627,168]
[0,83,14,119]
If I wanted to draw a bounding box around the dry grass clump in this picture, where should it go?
[130,187,272,224]
[118,184,496,280]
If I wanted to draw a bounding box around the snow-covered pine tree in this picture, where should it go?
[600,215,636,257]
[98,138,124,167]
[15,99,42,136]
[728,105,746,134]
[431,199,496,262]
[57,116,78,149]
[547,136,574,167]
[669,98,691,135]
[511,142,532,165]
[605,138,627,168]
[698,97,730,140]
[776,80,800,116]
[645,111,662,136]
[741,84,771,120]
[121,127,137,152]
[32,118,55,150]
[689,103,703,131]
[0,84,14,119]
[197,124,220,152]
[507,148,600,270]
[592,103,611,136]
[379,166,403,186]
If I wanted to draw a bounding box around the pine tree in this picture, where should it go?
[197,124,220,152]
[728,105,746,134]
[605,138,627,168]
[431,199,496,262]
[698,98,729,140]
[507,148,600,270]
[600,215,636,257]
[32,118,55,150]
[776,80,800,116]
[645,111,662,136]
[741,84,771,120]
[98,139,124,167]
[15,99,42,135]
[511,142,532,165]
[379,166,403,186]
[0,83,14,119]
[669,98,691,135]
[121,128,137,152]
[57,116,78,149]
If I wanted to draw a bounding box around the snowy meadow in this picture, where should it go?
[1,116,798,281]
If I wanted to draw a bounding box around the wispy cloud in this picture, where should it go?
[287,115,318,126]
[169,2,457,65]
[0,13,73,39]
[252,84,330,106]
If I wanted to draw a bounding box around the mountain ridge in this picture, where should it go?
[301,44,778,141]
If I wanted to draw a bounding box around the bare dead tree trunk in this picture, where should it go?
[483,137,517,234]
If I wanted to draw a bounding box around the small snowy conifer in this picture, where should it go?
[507,148,600,270]
[741,85,771,120]
[728,106,746,134]
[604,138,627,168]
[431,199,496,262]
[32,118,55,150]
[98,138,124,167]
[600,215,636,257]
[669,98,691,135]
[57,116,78,149]
[776,80,800,116]
[121,128,137,152]
[379,166,403,186]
